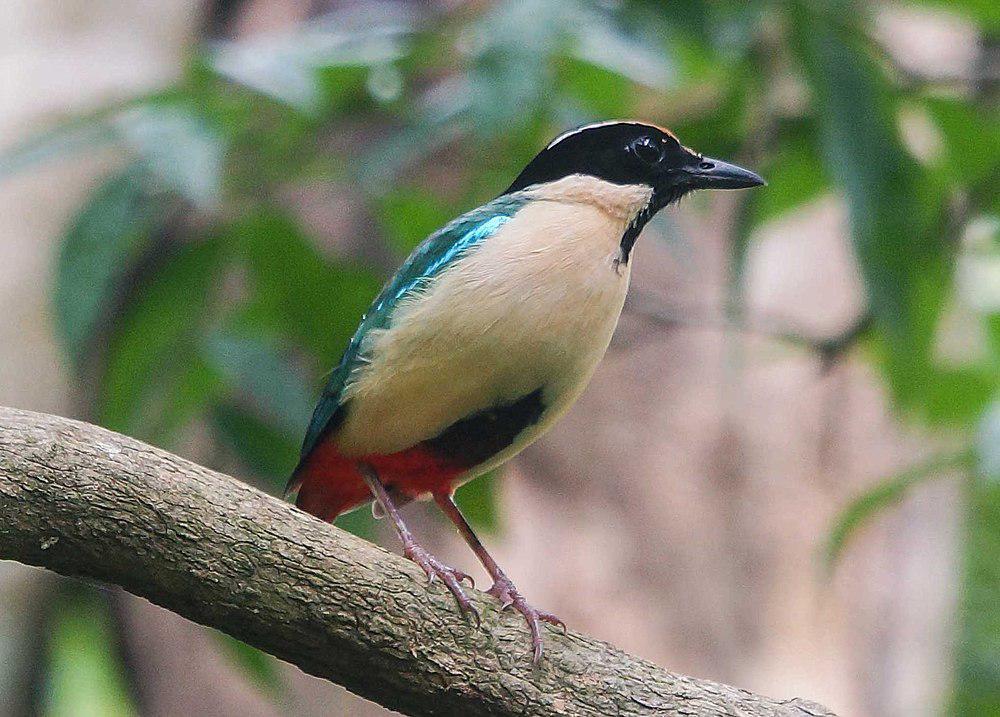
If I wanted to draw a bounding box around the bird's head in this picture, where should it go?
[506,120,764,204]
[504,121,765,259]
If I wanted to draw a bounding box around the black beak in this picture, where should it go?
[684,157,765,190]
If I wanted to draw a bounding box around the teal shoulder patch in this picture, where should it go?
[294,194,528,468]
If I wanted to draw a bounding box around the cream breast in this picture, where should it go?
[335,176,652,457]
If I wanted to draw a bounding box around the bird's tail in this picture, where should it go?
[286,441,370,522]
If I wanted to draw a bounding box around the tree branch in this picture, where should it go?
[0,406,836,717]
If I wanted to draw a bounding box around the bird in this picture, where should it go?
[286,120,764,662]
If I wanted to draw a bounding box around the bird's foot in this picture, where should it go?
[403,542,480,625]
[487,574,566,663]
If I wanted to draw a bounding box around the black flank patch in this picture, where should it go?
[423,388,547,468]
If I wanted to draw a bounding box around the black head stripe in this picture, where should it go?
[504,121,686,195]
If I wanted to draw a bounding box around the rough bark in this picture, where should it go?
[0,406,835,717]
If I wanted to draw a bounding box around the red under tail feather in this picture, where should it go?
[293,438,465,522]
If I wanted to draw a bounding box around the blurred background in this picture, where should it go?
[0,0,997,715]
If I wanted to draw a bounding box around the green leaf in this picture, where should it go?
[824,448,973,567]
[569,16,675,91]
[904,0,1000,32]
[454,470,501,534]
[334,504,375,540]
[114,103,226,210]
[555,56,634,117]
[748,141,829,228]
[954,477,1000,714]
[924,96,1000,187]
[211,405,299,488]
[203,332,313,435]
[208,10,412,114]
[0,95,225,211]
[667,68,750,159]
[355,118,465,196]
[100,238,225,437]
[157,355,227,440]
[923,367,995,426]
[53,166,162,365]
[231,211,381,362]
[377,187,454,253]
[462,0,562,133]
[0,120,116,181]
[43,591,138,717]
[792,10,951,410]
[213,632,283,697]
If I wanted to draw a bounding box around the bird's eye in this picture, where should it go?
[631,137,663,165]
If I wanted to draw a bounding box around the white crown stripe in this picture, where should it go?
[545,121,678,149]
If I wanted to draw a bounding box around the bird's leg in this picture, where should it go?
[433,492,565,662]
[358,464,479,624]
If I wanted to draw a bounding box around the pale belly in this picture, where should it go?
[333,196,635,478]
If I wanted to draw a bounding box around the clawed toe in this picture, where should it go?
[404,545,480,625]
[487,576,564,663]
[538,612,567,633]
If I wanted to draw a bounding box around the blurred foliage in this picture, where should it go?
[214,631,285,698]
[42,590,137,717]
[958,478,1000,715]
[1,0,997,712]
[823,448,975,568]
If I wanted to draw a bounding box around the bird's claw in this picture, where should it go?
[487,575,564,664]
[404,543,480,625]
[539,612,567,634]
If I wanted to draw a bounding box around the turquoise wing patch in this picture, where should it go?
[291,195,527,475]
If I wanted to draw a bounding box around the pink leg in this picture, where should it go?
[434,492,565,663]
[359,464,479,625]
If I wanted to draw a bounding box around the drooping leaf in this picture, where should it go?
[53,165,162,365]
[100,238,225,437]
[824,448,973,567]
[211,404,300,488]
[114,103,226,210]
[792,9,952,410]
[208,7,413,114]
[203,332,314,436]
[0,120,116,181]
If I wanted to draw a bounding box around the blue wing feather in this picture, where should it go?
[288,194,528,487]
